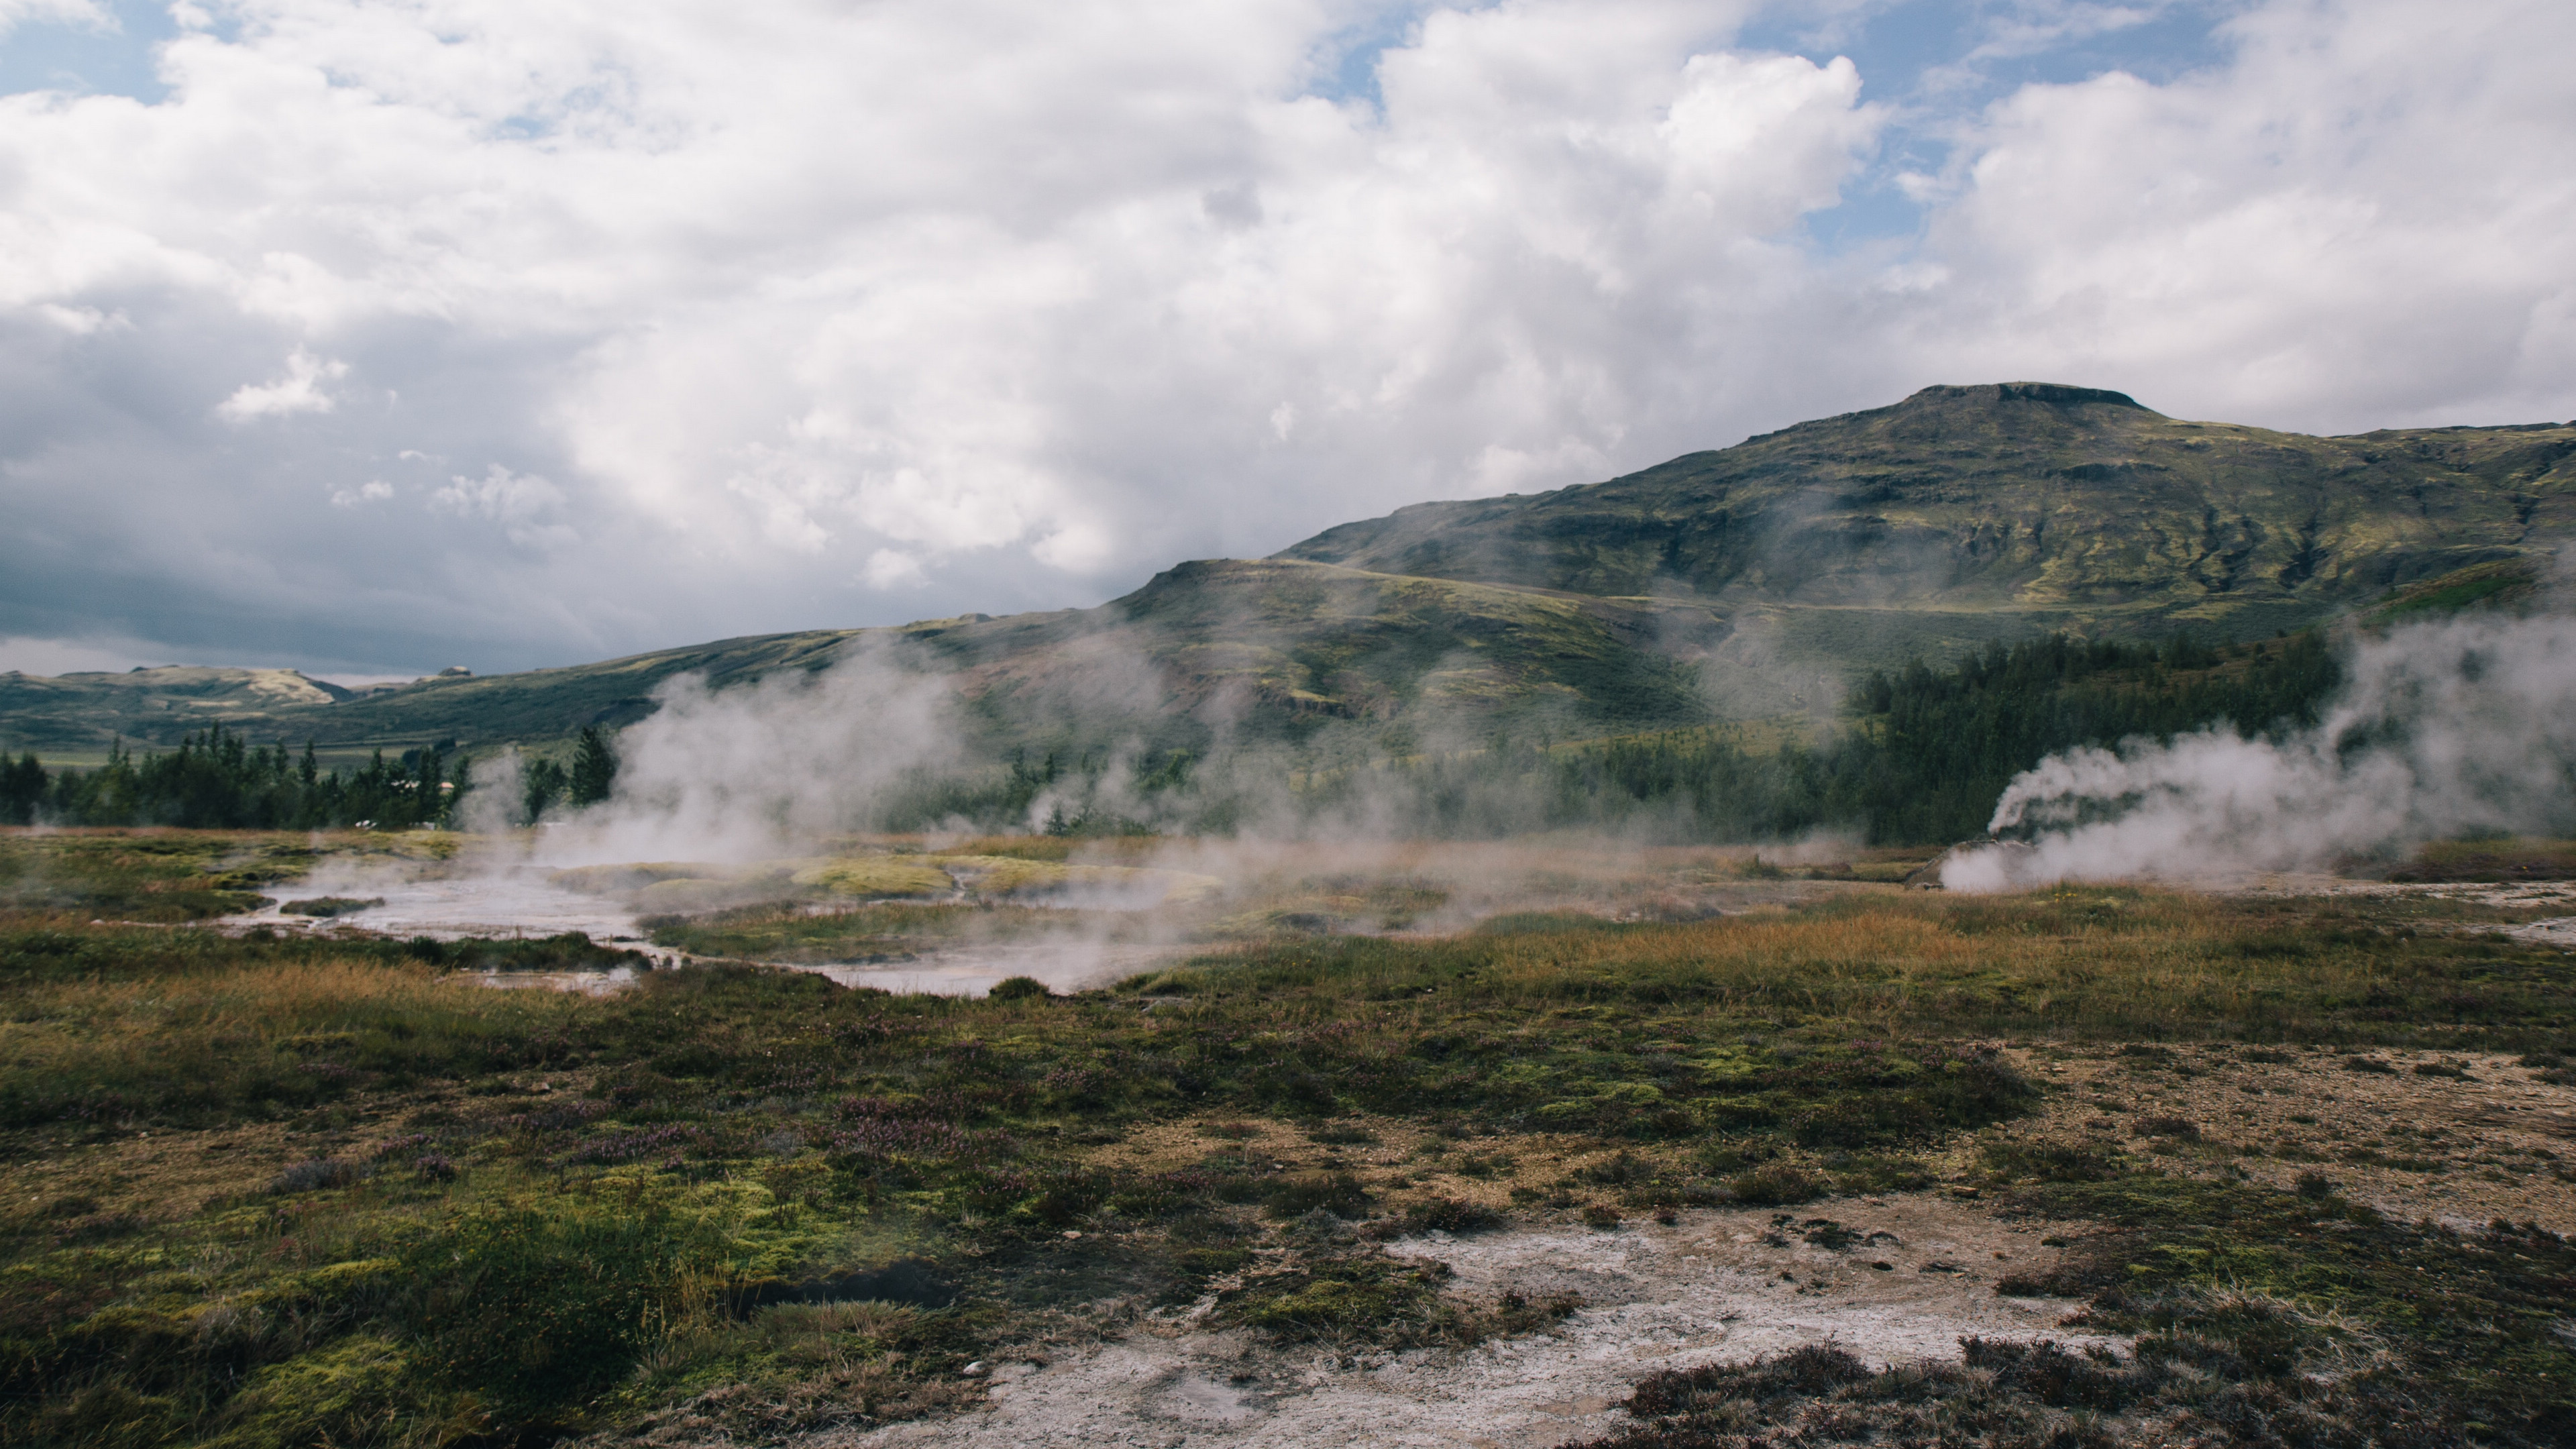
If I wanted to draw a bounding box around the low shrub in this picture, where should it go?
[1262,1172,1370,1220]
[405,1203,731,1427]
[1219,1256,1448,1342]
[1727,1163,1825,1205]
[1397,1197,1505,1235]
[1984,1141,2124,1183]
[269,1158,368,1193]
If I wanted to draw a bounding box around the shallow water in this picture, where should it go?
[245,866,655,945]
[789,940,1184,997]
[468,965,645,996]
[233,865,1166,997]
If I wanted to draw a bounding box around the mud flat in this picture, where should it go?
[798,1199,2107,1449]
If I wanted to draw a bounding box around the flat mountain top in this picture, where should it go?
[1277,382,2575,662]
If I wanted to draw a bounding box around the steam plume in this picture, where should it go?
[539,639,962,863]
[1941,612,2576,892]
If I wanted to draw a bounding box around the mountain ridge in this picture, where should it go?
[1275,383,2575,665]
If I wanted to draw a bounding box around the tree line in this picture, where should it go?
[0,725,623,830]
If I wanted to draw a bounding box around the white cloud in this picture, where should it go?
[432,465,559,521]
[0,0,2569,674]
[431,464,578,550]
[0,0,110,37]
[34,303,115,333]
[214,347,347,421]
[862,548,927,590]
[330,480,395,506]
[1892,0,2576,428]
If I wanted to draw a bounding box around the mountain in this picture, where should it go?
[1279,382,2575,669]
[0,633,873,762]
[0,560,1730,759]
[914,558,1723,745]
[3,383,2567,763]
[0,666,352,761]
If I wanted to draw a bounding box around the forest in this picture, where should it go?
[0,726,621,832]
[1552,627,2339,844]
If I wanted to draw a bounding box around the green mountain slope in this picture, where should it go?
[1277,382,2576,669]
[916,558,1719,747]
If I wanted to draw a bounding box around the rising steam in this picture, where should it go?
[1941,612,2576,892]
[531,639,963,863]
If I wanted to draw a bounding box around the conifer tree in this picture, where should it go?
[568,727,618,808]
[0,751,44,824]
[416,745,444,826]
[521,756,569,824]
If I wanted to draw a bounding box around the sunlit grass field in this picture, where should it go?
[3,829,2573,1446]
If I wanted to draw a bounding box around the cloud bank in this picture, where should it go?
[0,0,2569,675]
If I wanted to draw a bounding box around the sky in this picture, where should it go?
[1,0,2569,681]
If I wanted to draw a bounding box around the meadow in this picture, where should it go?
[1,829,2572,1447]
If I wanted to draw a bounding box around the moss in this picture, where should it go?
[789,856,957,898]
[217,1336,432,1449]
[1218,1254,1451,1342]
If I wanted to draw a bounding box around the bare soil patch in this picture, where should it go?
[796,1197,2109,1449]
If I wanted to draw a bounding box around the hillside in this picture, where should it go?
[1279,382,2576,669]
[3,382,2567,765]
[0,635,868,761]
[0,561,1737,760]
[0,666,353,761]
[304,561,1723,752]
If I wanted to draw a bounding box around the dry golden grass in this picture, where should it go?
[0,951,589,1137]
[1999,1042,2576,1232]
[5,955,557,1042]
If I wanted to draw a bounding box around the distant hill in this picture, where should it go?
[0,633,871,761]
[0,561,1731,761]
[1278,382,2575,669]
[0,666,352,761]
[4,383,2567,764]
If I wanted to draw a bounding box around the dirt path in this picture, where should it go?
[802,1198,2109,1449]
